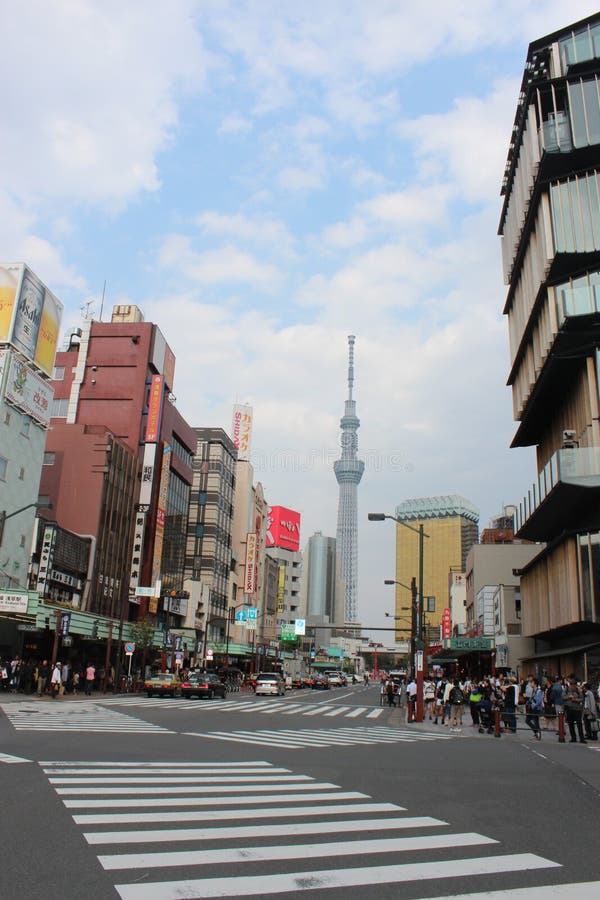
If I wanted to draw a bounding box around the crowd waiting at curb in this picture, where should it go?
[0,656,110,696]
[379,672,599,742]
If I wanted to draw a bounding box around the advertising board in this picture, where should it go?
[0,263,63,377]
[2,352,53,426]
[232,403,253,460]
[266,505,301,552]
[145,374,164,443]
[244,532,257,594]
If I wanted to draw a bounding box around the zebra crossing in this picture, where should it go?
[39,758,564,898]
[184,724,455,749]
[0,700,174,734]
[96,694,385,720]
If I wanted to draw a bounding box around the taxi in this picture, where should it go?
[144,672,181,697]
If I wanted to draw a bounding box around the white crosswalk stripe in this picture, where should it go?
[95,694,388,720]
[0,752,31,764]
[183,724,458,750]
[39,758,562,899]
[0,701,174,734]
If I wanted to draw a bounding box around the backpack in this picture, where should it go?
[450,686,464,705]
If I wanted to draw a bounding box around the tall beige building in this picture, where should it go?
[394,496,479,641]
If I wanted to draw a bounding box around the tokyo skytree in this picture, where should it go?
[333,335,365,622]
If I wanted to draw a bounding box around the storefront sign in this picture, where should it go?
[244,532,257,594]
[445,636,494,651]
[0,592,29,613]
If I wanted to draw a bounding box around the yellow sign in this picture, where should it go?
[277,564,286,613]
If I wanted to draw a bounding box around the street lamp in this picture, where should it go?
[0,499,52,547]
[225,602,252,663]
[369,511,430,722]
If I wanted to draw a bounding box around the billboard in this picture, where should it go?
[150,443,172,588]
[2,352,53,427]
[244,532,257,594]
[145,374,164,443]
[442,608,452,640]
[0,263,63,377]
[266,506,301,552]
[277,564,286,613]
[232,403,253,460]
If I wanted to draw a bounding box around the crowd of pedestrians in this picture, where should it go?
[0,655,109,697]
[378,672,599,741]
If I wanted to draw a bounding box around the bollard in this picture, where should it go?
[494,708,502,738]
[557,710,566,743]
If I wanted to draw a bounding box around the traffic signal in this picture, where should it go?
[91,620,99,639]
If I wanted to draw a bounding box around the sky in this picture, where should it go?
[2,1,598,629]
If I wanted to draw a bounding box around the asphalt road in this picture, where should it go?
[1,683,599,899]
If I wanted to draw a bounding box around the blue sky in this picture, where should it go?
[2,1,598,625]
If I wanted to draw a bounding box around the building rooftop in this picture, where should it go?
[395,495,479,524]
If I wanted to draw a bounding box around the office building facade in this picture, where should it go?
[500,13,600,680]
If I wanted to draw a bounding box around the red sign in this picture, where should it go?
[442,608,452,640]
[266,506,301,552]
[145,375,164,443]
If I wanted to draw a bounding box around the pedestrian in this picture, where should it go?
[525,676,543,740]
[502,677,518,733]
[85,662,96,696]
[406,677,417,722]
[424,679,435,719]
[564,678,586,743]
[386,679,395,708]
[36,659,49,697]
[50,662,62,699]
[449,679,465,732]
[379,678,386,706]
[469,681,483,728]
[582,682,598,742]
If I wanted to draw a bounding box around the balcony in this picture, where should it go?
[515,447,600,540]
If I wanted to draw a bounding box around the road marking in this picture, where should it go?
[0,702,173,734]
[0,752,31,764]
[301,705,334,715]
[366,708,383,718]
[324,706,352,716]
[39,760,274,767]
[429,884,600,899]
[54,781,333,797]
[64,790,369,809]
[84,815,446,844]
[73,801,402,825]
[113,855,560,899]
[42,766,292,776]
[346,706,368,717]
[99,831,497,870]
[48,773,312,785]
[186,724,454,750]
[94,695,386,720]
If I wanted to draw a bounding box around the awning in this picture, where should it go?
[520,641,600,662]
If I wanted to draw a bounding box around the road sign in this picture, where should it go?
[235,608,248,622]
[206,648,214,659]
[294,618,306,635]
[246,607,258,620]
[124,642,135,656]
[60,612,71,637]
[416,650,424,672]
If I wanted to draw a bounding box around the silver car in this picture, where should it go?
[255,672,285,696]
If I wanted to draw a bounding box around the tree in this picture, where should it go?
[130,618,157,680]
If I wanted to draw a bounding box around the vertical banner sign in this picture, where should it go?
[232,403,253,461]
[277,564,286,614]
[36,524,57,598]
[145,375,164,443]
[151,443,172,589]
[244,532,257,594]
[442,608,452,640]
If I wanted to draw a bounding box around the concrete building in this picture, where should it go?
[499,12,600,681]
[40,308,196,641]
[464,543,541,674]
[394,495,479,638]
[184,427,237,661]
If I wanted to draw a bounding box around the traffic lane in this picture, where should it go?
[0,758,114,900]
[233,734,600,898]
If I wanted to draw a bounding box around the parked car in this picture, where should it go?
[312,674,330,690]
[292,677,306,689]
[325,671,344,686]
[180,673,227,700]
[144,672,181,697]
[255,672,285,696]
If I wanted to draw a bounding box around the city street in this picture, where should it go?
[1,683,600,899]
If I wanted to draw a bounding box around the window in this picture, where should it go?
[426,596,436,613]
[3,411,10,425]
[51,398,69,418]
[52,366,65,380]
[20,415,31,437]
[19,535,26,548]
[18,466,25,481]
[0,456,7,480]
[43,452,56,466]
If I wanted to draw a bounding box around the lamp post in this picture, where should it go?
[0,499,52,548]
[384,578,418,667]
[225,602,252,664]
[369,512,429,721]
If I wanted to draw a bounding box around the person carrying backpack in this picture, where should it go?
[449,679,465,731]
[525,676,543,740]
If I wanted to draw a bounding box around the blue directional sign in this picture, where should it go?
[246,607,258,620]
[235,609,248,622]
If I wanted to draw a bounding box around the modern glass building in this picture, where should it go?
[305,532,337,619]
[500,13,600,681]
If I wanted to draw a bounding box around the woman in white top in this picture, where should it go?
[50,662,62,698]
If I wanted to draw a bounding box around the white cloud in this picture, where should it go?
[196,212,295,255]
[0,0,210,210]
[218,114,253,135]
[158,235,282,288]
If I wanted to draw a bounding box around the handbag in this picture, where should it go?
[591,718,599,734]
